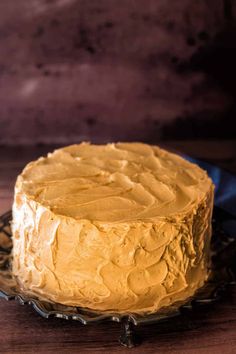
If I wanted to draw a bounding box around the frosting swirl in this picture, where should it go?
[18,142,211,222]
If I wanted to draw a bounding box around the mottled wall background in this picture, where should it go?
[0,0,235,145]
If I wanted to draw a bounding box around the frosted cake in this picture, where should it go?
[12,143,214,313]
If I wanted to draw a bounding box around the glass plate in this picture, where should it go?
[0,207,235,348]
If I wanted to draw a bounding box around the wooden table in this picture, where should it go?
[0,141,236,353]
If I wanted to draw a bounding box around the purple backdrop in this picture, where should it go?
[0,0,235,145]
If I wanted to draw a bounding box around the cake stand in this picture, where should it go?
[0,207,235,348]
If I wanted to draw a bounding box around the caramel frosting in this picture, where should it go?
[12,143,214,313]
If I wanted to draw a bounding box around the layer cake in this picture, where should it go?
[12,143,214,313]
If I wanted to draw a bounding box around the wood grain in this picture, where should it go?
[0,141,236,353]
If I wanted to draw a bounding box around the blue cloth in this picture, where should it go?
[184,156,236,218]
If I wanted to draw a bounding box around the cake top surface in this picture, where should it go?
[17,142,213,222]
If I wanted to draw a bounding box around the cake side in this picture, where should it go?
[11,143,214,314]
[12,184,213,313]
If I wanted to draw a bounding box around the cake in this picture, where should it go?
[12,143,214,313]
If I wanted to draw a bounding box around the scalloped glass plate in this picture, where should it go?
[0,208,235,347]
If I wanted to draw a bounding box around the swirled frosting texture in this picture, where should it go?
[12,143,214,313]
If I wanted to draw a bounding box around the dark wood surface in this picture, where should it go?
[0,141,236,353]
